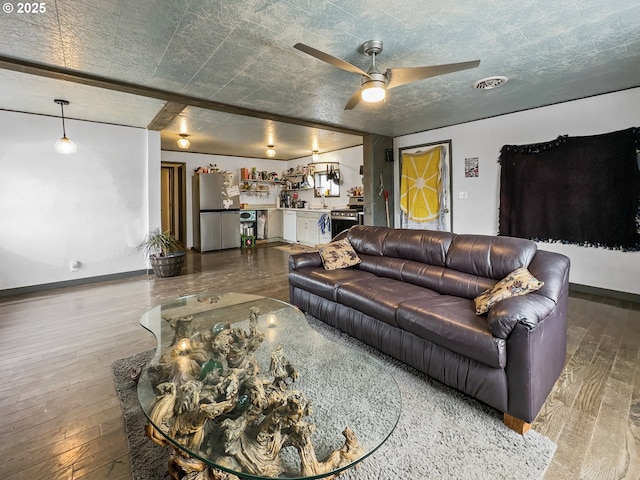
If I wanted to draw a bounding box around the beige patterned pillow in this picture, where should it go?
[316,239,361,270]
[474,266,544,315]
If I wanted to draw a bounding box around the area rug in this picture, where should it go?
[112,316,556,480]
[272,243,318,254]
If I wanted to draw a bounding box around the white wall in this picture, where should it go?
[288,146,364,209]
[394,87,640,295]
[0,110,152,291]
[161,146,364,248]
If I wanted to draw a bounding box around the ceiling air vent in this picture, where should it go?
[473,76,509,90]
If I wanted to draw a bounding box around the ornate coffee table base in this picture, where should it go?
[141,304,365,480]
[146,423,364,480]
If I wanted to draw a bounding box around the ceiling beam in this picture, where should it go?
[0,55,368,138]
[147,102,187,131]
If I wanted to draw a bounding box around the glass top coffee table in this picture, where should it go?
[137,293,401,480]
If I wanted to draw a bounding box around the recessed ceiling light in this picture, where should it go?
[472,76,509,90]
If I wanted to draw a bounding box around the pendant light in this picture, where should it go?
[177,134,190,149]
[266,145,276,157]
[312,150,320,162]
[53,99,77,154]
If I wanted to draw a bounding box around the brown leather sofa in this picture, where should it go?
[288,225,570,433]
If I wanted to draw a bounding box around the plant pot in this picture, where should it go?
[150,252,186,277]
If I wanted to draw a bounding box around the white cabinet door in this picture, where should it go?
[283,210,297,242]
[297,212,320,246]
[267,209,283,239]
[296,215,308,244]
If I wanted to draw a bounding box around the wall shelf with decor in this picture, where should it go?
[281,187,313,192]
[240,179,282,198]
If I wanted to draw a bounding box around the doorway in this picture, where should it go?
[160,162,187,245]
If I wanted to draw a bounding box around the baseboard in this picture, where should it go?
[0,269,149,298]
[569,283,640,304]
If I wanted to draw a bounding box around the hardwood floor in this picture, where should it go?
[0,245,638,479]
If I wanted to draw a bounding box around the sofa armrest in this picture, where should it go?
[487,248,570,339]
[487,294,556,338]
[505,285,569,422]
[288,252,323,271]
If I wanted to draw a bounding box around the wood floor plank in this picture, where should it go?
[0,246,638,480]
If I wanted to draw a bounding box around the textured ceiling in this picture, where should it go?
[1,0,639,159]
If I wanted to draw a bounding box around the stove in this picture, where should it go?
[330,197,364,235]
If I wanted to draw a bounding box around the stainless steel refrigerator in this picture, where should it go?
[192,173,240,252]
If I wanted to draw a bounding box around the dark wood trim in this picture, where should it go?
[0,55,369,138]
[569,283,640,305]
[0,269,149,298]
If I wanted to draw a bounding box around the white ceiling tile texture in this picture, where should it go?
[0,0,639,158]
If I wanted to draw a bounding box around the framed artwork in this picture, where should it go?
[398,140,453,232]
[465,157,479,177]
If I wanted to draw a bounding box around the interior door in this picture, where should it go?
[161,162,187,244]
[160,167,173,234]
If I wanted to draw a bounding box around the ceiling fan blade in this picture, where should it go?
[294,43,370,77]
[386,60,480,89]
[344,90,362,110]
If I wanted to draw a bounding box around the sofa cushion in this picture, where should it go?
[446,234,538,279]
[336,278,437,327]
[380,228,454,266]
[316,238,361,270]
[346,225,455,267]
[397,296,506,368]
[346,225,391,256]
[357,254,407,281]
[288,268,376,302]
[474,266,544,315]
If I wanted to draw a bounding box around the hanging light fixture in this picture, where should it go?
[177,134,191,149]
[312,150,320,162]
[266,145,276,158]
[53,99,78,154]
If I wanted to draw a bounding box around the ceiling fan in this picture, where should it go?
[294,40,480,110]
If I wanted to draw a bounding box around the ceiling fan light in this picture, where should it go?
[177,134,190,149]
[361,82,386,103]
[266,145,276,157]
[54,135,78,154]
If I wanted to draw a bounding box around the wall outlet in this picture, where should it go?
[459,191,468,199]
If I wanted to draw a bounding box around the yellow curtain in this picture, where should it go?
[400,146,442,222]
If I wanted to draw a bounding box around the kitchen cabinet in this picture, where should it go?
[294,210,332,246]
[266,209,283,239]
[283,210,297,243]
[296,212,318,246]
[197,210,241,251]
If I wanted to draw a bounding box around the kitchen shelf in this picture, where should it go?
[241,190,270,197]
[282,187,313,192]
[240,179,284,185]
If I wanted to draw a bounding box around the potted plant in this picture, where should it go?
[138,228,186,277]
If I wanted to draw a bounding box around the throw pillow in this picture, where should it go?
[474,266,544,315]
[316,238,361,270]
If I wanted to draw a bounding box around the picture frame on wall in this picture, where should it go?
[398,140,453,232]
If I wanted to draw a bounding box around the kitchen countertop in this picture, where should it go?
[279,207,331,213]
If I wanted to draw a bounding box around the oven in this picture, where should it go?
[330,197,364,236]
[330,208,363,236]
